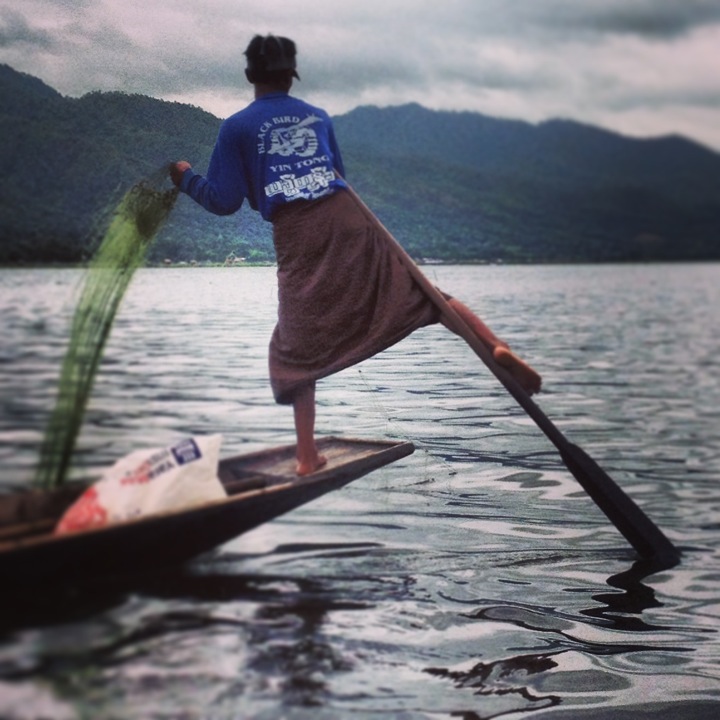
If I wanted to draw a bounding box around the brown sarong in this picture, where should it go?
[269,189,440,404]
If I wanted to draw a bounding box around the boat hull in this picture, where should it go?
[0,437,413,586]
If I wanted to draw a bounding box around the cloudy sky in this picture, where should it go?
[2,0,720,151]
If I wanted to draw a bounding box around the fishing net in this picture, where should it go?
[34,170,179,489]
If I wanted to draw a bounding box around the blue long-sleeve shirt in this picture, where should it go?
[180,92,346,221]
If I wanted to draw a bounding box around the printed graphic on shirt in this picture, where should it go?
[267,115,321,157]
[265,168,336,199]
[258,114,335,201]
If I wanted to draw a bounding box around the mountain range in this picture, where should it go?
[1,63,719,264]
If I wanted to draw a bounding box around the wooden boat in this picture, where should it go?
[0,436,413,586]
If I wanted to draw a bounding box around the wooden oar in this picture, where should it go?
[341,180,680,568]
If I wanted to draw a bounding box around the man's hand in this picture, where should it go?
[170,160,192,187]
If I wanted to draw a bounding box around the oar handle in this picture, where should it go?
[340,180,541,410]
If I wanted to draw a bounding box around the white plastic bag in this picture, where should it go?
[55,434,226,535]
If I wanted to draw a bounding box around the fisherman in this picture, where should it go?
[170,34,541,476]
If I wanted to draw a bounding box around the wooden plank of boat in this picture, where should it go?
[0,436,414,586]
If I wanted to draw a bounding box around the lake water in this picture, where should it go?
[1,263,719,719]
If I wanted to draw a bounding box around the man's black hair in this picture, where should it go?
[244,34,300,84]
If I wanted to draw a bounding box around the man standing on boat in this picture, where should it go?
[170,34,541,476]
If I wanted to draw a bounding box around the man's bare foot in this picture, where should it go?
[493,346,542,395]
[296,454,328,477]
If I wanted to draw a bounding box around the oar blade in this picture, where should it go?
[560,442,680,568]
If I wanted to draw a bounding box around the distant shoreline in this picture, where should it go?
[3,258,720,271]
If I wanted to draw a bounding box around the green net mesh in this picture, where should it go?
[34,173,179,489]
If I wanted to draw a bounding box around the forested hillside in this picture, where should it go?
[0,64,269,264]
[334,104,720,262]
[2,64,719,264]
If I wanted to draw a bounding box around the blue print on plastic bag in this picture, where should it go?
[171,438,202,465]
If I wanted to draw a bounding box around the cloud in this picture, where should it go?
[1,0,719,150]
[0,7,54,49]
[536,0,720,40]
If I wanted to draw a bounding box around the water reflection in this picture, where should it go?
[425,653,561,715]
[582,558,670,630]
[0,537,716,718]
